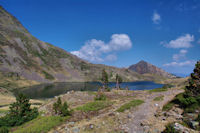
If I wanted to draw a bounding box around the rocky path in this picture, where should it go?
[47,88,184,133]
[124,88,184,133]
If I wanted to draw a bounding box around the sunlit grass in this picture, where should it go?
[76,100,112,112]
[162,102,174,111]
[117,99,144,112]
[153,95,164,101]
[149,88,167,93]
[12,116,69,133]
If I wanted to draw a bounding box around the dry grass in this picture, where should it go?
[0,94,44,111]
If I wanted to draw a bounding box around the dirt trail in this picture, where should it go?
[125,88,184,133]
[47,88,184,133]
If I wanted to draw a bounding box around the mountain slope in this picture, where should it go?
[128,60,175,78]
[0,6,149,86]
[0,6,175,88]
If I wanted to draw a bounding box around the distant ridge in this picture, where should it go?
[128,60,175,78]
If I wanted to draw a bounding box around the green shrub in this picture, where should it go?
[163,92,200,113]
[105,87,111,92]
[53,97,72,116]
[0,126,9,133]
[162,123,178,133]
[162,102,174,111]
[180,97,197,108]
[60,102,71,116]
[184,103,199,113]
[117,99,144,112]
[0,93,38,127]
[76,101,112,112]
[172,93,200,113]
[94,93,107,101]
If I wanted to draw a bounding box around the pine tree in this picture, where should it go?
[101,69,109,90]
[53,97,71,116]
[186,61,200,97]
[0,93,38,127]
[116,74,123,89]
[53,97,62,114]
[9,93,31,117]
[61,102,71,116]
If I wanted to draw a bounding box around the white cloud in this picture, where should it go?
[71,34,132,63]
[172,49,187,61]
[162,34,194,48]
[180,49,187,54]
[163,60,196,67]
[105,54,117,62]
[152,11,161,24]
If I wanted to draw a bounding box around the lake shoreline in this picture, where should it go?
[13,81,164,99]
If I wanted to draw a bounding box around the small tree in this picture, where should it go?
[53,97,62,115]
[94,91,106,101]
[61,102,71,116]
[0,93,38,127]
[53,97,71,116]
[186,61,200,97]
[116,74,123,90]
[101,69,109,91]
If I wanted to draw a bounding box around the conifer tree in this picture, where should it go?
[186,61,200,97]
[53,97,71,116]
[101,69,109,90]
[0,93,38,127]
[116,74,123,89]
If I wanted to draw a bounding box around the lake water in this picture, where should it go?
[14,81,163,99]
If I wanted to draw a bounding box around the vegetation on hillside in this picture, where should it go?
[186,61,200,97]
[164,61,200,113]
[162,61,200,131]
[12,116,69,133]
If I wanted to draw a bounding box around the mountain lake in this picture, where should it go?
[14,81,163,99]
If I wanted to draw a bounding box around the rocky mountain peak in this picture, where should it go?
[128,60,175,78]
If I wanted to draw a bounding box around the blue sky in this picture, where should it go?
[1,0,200,76]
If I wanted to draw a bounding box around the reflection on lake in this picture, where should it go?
[14,81,163,99]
